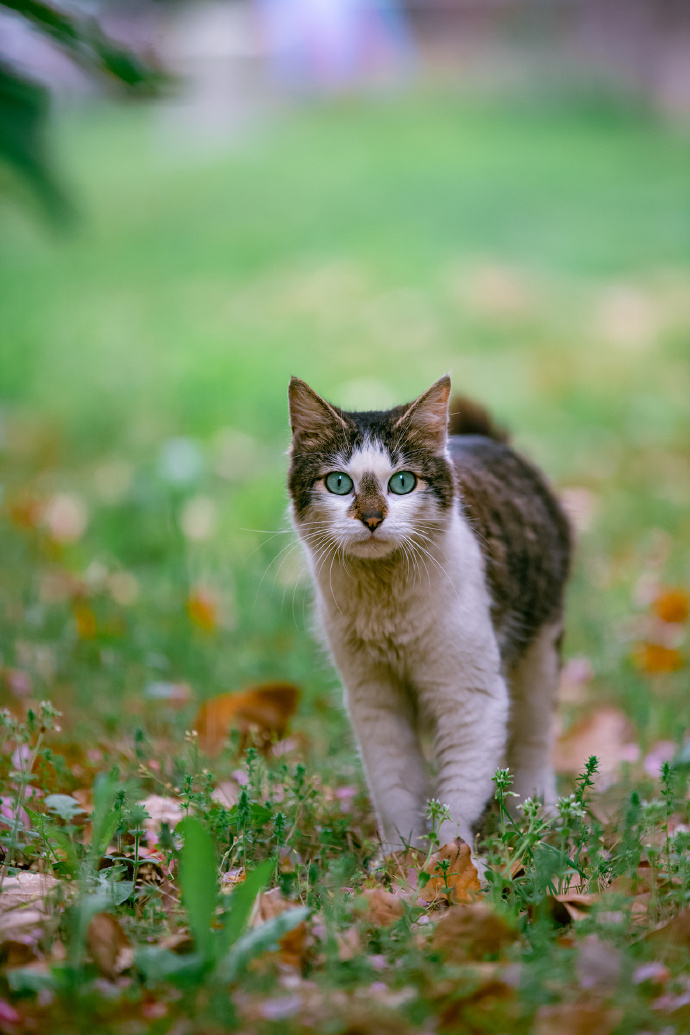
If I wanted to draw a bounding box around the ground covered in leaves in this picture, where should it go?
[2,697,690,1035]
[1,94,690,1032]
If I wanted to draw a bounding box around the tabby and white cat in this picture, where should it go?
[287,375,570,853]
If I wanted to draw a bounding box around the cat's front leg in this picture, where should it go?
[343,670,429,855]
[421,665,509,848]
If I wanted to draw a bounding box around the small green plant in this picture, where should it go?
[0,701,61,887]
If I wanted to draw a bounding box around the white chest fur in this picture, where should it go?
[297,507,509,852]
[308,508,499,672]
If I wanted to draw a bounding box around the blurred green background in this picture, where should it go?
[1,82,689,771]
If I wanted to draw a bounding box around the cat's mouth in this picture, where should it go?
[346,531,398,558]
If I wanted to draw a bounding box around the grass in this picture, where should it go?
[0,92,689,1032]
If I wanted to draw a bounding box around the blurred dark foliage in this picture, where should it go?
[0,0,167,222]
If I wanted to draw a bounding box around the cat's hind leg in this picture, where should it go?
[506,620,563,810]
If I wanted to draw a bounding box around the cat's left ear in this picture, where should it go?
[395,375,451,452]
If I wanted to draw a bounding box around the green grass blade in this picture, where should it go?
[218,859,275,955]
[177,816,218,962]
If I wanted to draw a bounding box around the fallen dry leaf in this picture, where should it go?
[432,903,517,961]
[555,706,637,782]
[0,937,39,968]
[338,1002,414,1035]
[644,909,690,955]
[653,587,689,625]
[435,961,519,1031]
[255,887,292,925]
[73,602,97,640]
[633,642,684,675]
[187,588,218,631]
[551,891,600,923]
[140,794,184,836]
[158,931,194,954]
[196,682,300,754]
[278,920,310,968]
[535,1002,623,1035]
[0,908,46,935]
[0,873,60,913]
[211,781,239,808]
[86,912,130,979]
[357,888,405,927]
[337,925,362,961]
[252,888,311,967]
[421,838,481,906]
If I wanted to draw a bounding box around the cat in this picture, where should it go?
[287,374,571,854]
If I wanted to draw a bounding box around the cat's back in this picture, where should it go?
[448,430,571,666]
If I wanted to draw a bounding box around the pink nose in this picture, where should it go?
[361,511,383,531]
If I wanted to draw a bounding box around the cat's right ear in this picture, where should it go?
[288,377,348,448]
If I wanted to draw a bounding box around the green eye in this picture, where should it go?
[325,471,354,495]
[389,471,417,495]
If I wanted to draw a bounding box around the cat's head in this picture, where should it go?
[287,376,455,559]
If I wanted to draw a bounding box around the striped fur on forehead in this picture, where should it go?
[288,406,455,519]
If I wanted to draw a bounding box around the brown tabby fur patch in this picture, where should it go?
[448,396,571,667]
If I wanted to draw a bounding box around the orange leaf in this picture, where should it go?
[86,912,130,979]
[196,682,300,754]
[433,902,517,961]
[357,887,405,926]
[8,496,45,530]
[187,589,218,632]
[535,1003,622,1035]
[73,603,97,640]
[421,838,481,905]
[633,642,684,675]
[255,887,291,925]
[644,908,690,953]
[549,891,600,923]
[653,588,689,625]
[278,920,311,968]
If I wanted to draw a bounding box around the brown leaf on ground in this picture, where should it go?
[0,908,46,935]
[187,588,218,632]
[0,873,60,913]
[255,887,292,925]
[435,962,520,1032]
[86,912,130,979]
[248,888,312,968]
[339,1003,413,1035]
[140,794,184,835]
[158,931,194,954]
[337,925,362,961]
[653,587,690,625]
[644,909,690,954]
[421,838,481,906]
[633,642,684,675]
[357,888,405,927]
[608,861,655,896]
[196,682,300,754]
[551,891,600,923]
[278,920,311,968]
[535,1002,623,1035]
[433,903,517,961]
[555,706,637,780]
[0,937,39,967]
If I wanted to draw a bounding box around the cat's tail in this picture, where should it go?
[448,395,510,444]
